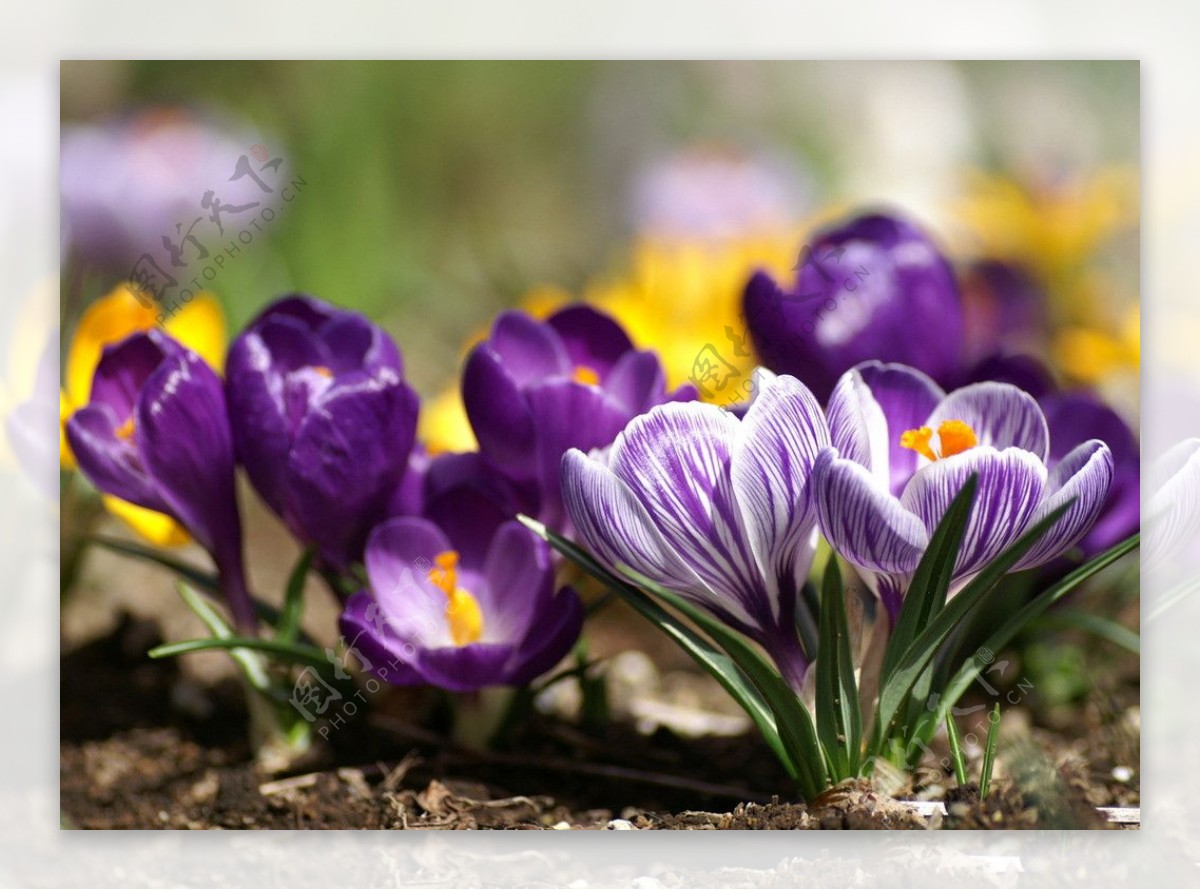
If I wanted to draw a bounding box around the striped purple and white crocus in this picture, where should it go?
[813,361,1115,621]
[561,370,828,691]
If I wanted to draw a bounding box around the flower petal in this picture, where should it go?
[831,361,945,495]
[925,381,1050,461]
[135,351,240,561]
[480,522,555,643]
[561,448,754,629]
[901,446,1047,577]
[489,310,570,385]
[89,329,180,419]
[730,371,828,619]
[364,516,454,646]
[546,304,634,377]
[415,642,519,693]
[66,402,168,511]
[286,369,419,568]
[1145,439,1200,576]
[1013,440,1114,570]
[526,380,632,530]
[339,592,425,686]
[462,343,536,479]
[607,402,764,621]
[603,349,666,416]
[504,587,585,685]
[812,448,929,576]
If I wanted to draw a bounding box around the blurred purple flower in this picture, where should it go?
[562,370,828,691]
[6,332,60,500]
[813,361,1114,620]
[744,212,965,403]
[61,108,284,278]
[462,304,696,531]
[226,295,418,571]
[630,146,808,240]
[65,329,256,630]
[340,466,583,692]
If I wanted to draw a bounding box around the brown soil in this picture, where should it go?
[61,613,1137,830]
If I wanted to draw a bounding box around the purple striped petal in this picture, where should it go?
[560,448,737,620]
[608,403,764,619]
[849,362,945,494]
[1013,439,1114,570]
[901,446,1047,577]
[730,371,829,617]
[925,382,1050,461]
[812,448,929,576]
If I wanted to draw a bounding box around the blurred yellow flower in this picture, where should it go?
[61,283,228,546]
[953,167,1139,391]
[954,167,1138,289]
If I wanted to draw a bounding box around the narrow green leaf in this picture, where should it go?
[921,533,1140,745]
[815,557,861,779]
[148,634,330,668]
[172,582,271,692]
[87,535,286,627]
[518,515,795,779]
[880,475,978,684]
[624,567,830,800]
[88,535,220,592]
[874,499,1074,745]
[980,704,1001,799]
[1035,609,1140,655]
[945,715,968,786]
[277,547,314,643]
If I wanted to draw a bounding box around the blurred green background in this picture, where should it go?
[60,60,1140,394]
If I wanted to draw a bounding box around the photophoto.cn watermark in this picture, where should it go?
[688,242,872,403]
[289,554,470,739]
[126,143,306,324]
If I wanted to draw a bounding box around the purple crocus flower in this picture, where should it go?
[812,361,1114,620]
[744,212,964,403]
[225,295,418,570]
[1042,390,1139,556]
[65,329,256,631]
[561,370,829,691]
[463,304,696,530]
[340,475,583,692]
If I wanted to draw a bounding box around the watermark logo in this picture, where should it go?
[127,145,307,324]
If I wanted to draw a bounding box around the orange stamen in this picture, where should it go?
[571,365,600,386]
[426,550,483,646]
[900,420,979,461]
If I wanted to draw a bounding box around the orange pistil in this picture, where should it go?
[900,420,979,462]
[312,365,334,378]
[571,365,600,386]
[115,416,136,441]
[427,550,484,646]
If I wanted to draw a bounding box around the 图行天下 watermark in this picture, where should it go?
[688,241,871,403]
[289,554,474,739]
[126,144,306,324]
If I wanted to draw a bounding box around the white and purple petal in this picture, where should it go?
[925,382,1050,461]
[730,371,829,619]
[812,448,929,577]
[1013,439,1114,570]
[901,446,1047,578]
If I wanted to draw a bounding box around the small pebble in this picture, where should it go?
[1112,765,1133,782]
[606,818,636,830]
[551,820,571,830]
